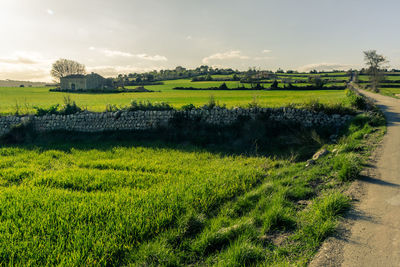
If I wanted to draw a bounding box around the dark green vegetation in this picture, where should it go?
[0,89,385,265]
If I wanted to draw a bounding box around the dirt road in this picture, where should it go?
[311,90,400,267]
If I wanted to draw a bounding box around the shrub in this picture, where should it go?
[105,104,120,112]
[181,104,196,111]
[303,99,325,112]
[271,80,279,89]
[33,97,82,116]
[248,96,259,108]
[34,104,60,116]
[219,82,228,90]
[301,99,355,115]
[59,96,81,115]
[128,100,173,111]
[206,95,216,109]
[346,89,369,110]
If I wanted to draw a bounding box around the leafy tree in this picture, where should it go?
[219,83,228,90]
[363,50,388,92]
[308,76,325,88]
[271,80,279,89]
[51,59,86,82]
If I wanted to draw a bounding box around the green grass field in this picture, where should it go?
[359,73,400,98]
[0,81,386,265]
[378,88,400,97]
[0,142,267,265]
[0,108,385,265]
[0,78,347,115]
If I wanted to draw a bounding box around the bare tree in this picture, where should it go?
[363,50,388,92]
[51,59,86,82]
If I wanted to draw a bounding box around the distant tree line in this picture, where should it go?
[125,66,238,84]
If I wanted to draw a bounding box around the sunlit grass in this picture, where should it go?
[0,79,346,114]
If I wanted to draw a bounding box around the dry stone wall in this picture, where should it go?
[0,107,352,137]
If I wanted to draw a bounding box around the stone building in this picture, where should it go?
[60,73,111,90]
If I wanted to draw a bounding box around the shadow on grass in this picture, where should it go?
[0,116,343,161]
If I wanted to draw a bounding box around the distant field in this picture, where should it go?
[379,88,400,97]
[358,74,400,82]
[360,73,400,97]
[278,72,348,77]
[384,75,400,81]
[0,79,347,114]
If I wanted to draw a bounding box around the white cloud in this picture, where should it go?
[89,47,168,61]
[135,54,168,61]
[0,57,37,65]
[202,50,249,64]
[254,56,273,61]
[46,9,54,15]
[297,63,353,72]
[0,51,47,65]
[87,65,166,77]
[0,51,54,82]
[186,35,192,40]
[262,49,271,54]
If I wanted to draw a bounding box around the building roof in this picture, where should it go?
[62,73,105,79]
[63,74,85,79]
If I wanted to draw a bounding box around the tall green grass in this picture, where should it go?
[0,93,386,265]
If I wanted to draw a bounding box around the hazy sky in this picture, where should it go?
[1,0,400,81]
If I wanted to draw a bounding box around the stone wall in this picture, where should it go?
[0,107,352,137]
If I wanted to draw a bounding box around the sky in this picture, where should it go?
[1,0,400,82]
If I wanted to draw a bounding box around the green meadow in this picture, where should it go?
[0,78,347,115]
[0,75,384,265]
[0,107,385,265]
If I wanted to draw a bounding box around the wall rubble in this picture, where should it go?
[0,107,352,137]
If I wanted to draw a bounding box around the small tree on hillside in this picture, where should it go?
[51,59,86,82]
[363,50,388,92]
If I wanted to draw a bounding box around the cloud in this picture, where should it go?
[186,35,193,40]
[262,49,271,54]
[0,51,55,82]
[202,50,249,64]
[254,56,273,61]
[297,63,353,72]
[0,51,48,65]
[0,65,51,82]
[87,65,166,77]
[89,47,168,61]
[46,9,54,15]
[0,57,37,65]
